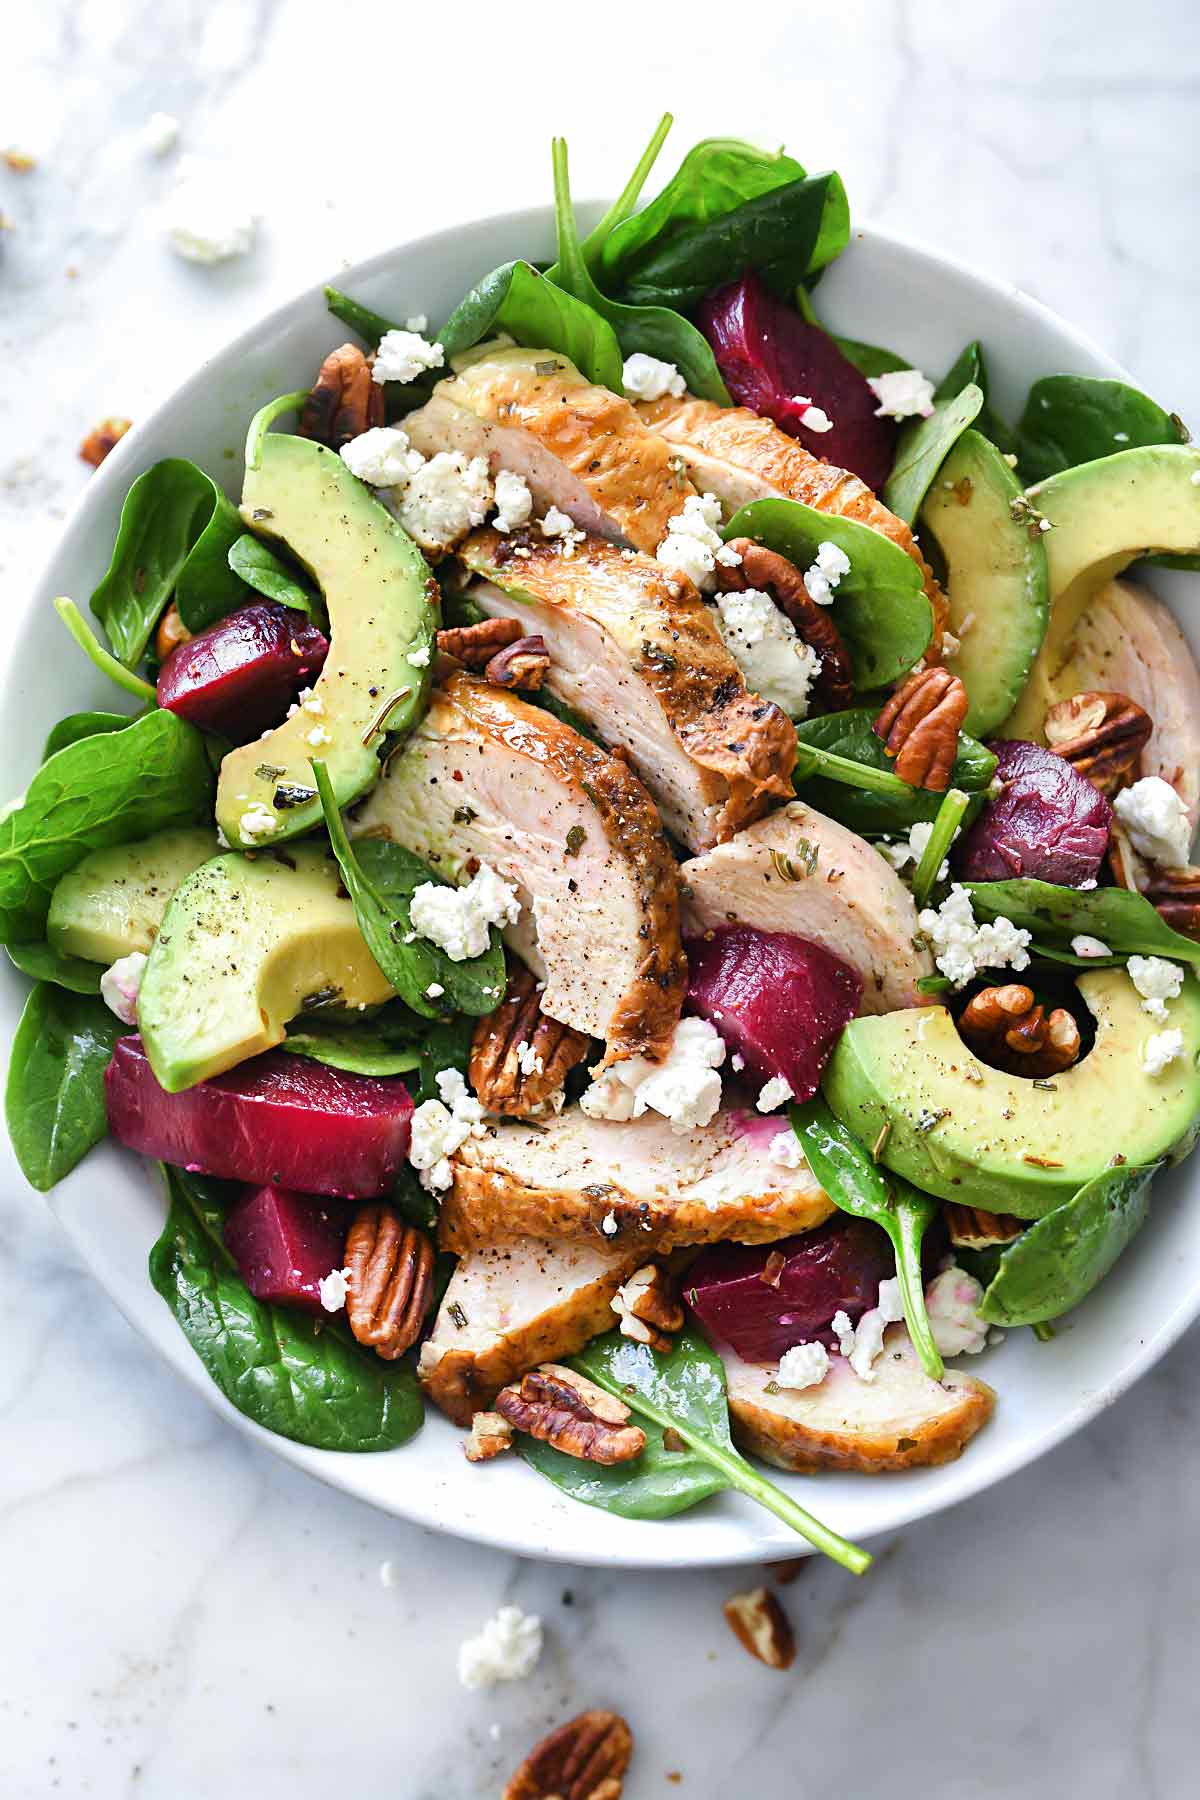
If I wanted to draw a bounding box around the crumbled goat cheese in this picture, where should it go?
[238,802,279,840]
[1127,954,1184,1022]
[425,983,444,999]
[768,1129,805,1169]
[622,352,686,402]
[1143,1028,1185,1075]
[655,492,741,591]
[831,1310,856,1359]
[919,884,1031,987]
[100,951,147,1025]
[408,1068,487,1193]
[409,863,521,962]
[163,155,257,263]
[925,1266,989,1356]
[407,645,431,668]
[492,469,534,533]
[305,725,331,747]
[802,540,851,606]
[318,1268,349,1313]
[142,111,180,156]
[713,587,820,717]
[393,452,492,554]
[580,1016,725,1134]
[878,819,954,881]
[515,1040,544,1077]
[731,1052,746,1073]
[868,368,936,420]
[600,1211,619,1237]
[540,505,577,537]
[796,402,833,433]
[848,1277,906,1381]
[404,315,428,333]
[756,1075,794,1113]
[1113,777,1192,868]
[457,1605,543,1690]
[340,426,424,488]
[1071,934,1111,959]
[776,1341,830,1391]
[372,327,445,386]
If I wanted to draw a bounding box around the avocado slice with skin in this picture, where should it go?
[138,844,394,1092]
[822,967,1200,1218]
[1005,443,1200,739]
[216,396,436,848]
[47,826,221,964]
[919,429,1048,737]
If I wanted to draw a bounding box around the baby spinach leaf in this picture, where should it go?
[438,259,624,393]
[1015,375,1190,487]
[323,285,399,349]
[5,983,121,1190]
[0,709,214,944]
[724,497,933,689]
[882,381,984,525]
[934,340,1015,454]
[794,710,995,834]
[228,533,321,617]
[964,879,1200,968]
[90,458,245,666]
[281,1026,422,1077]
[149,1166,423,1452]
[833,336,910,378]
[978,1162,1160,1327]
[5,940,103,994]
[42,709,136,762]
[55,597,158,704]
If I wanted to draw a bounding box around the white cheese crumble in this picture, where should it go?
[238,802,279,840]
[802,540,851,606]
[655,492,741,591]
[340,426,424,488]
[622,352,686,401]
[830,1310,856,1359]
[1127,954,1184,1022]
[100,951,147,1026]
[515,1039,544,1077]
[580,1016,725,1134]
[456,1604,543,1690]
[163,155,257,264]
[372,327,445,386]
[1071,934,1111,959]
[796,401,833,433]
[142,111,180,156]
[1143,1028,1185,1075]
[768,1129,805,1169]
[600,1211,619,1237]
[492,469,533,533]
[409,863,521,962]
[1113,776,1192,868]
[731,1052,746,1072]
[408,1068,487,1193]
[318,1267,349,1313]
[756,1075,794,1113]
[713,587,820,717]
[776,1341,830,1391]
[404,315,428,333]
[867,368,936,420]
[407,645,431,668]
[848,1276,906,1381]
[305,725,331,747]
[540,505,576,537]
[925,1266,989,1356]
[426,982,444,999]
[918,884,1031,987]
[393,451,492,554]
[878,820,953,882]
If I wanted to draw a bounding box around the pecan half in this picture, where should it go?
[1043,690,1152,796]
[495,1364,647,1464]
[945,1203,1026,1250]
[470,962,591,1117]
[344,1204,434,1360]
[486,633,550,692]
[718,539,855,711]
[1107,819,1149,894]
[723,1586,796,1670]
[154,602,193,663]
[958,983,1081,1078]
[610,1264,684,1353]
[463,1410,514,1462]
[437,615,524,668]
[298,343,384,449]
[1142,864,1200,941]
[504,1710,633,1800]
[79,417,131,469]
[873,665,968,791]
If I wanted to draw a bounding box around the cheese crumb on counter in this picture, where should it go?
[409,863,521,962]
[713,587,820,717]
[163,155,257,263]
[776,1341,830,1391]
[100,951,147,1025]
[867,368,936,420]
[622,352,686,401]
[1113,776,1192,868]
[1127,954,1184,1022]
[918,884,1031,987]
[580,1016,725,1134]
[372,327,445,386]
[456,1604,543,1690]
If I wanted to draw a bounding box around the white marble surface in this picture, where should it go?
[2,2,1199,1794]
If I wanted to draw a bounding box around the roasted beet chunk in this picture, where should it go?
[157,600,328,740]
[956,739,1112,887]
[223,1184,349,1312]
[686,925,862,1103]
[105,1037,413,1198]
[696,271,898,491]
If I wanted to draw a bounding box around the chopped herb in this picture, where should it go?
[1023,1154,1063,1168]
[452,805,478,825]
[255,763,287,781]
[915,1108,948,1133]
[361,685,414,746]
[1032,1079,1058,1092]
[871,1122,891,1160]
[448,1301,468,1330]
[273,783,319,809]
[1009,494,1052,539]
[534,358,561,376]
[301,985,342,1010]
[764,1380,781,1396]
[565,825,587,857]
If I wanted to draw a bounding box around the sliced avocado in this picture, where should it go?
[216,397,436,848]
[138,844,394,1091]
[918,430,1048,736]
[47,827,220,964]
[1005,444,1200,738]
[822,967,1200,1217]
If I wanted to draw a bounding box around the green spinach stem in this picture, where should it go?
[912,786,969,908]
[53,597,157,703]
[794,739,914,799]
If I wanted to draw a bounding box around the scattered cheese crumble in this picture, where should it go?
[622,352,686,401]
[515,1040,544,1077]
[713,587,820,717]
[600,1211,619,1237]
[1127,955,1184,1022]
[1143,1028,1185,1075]
[848,1277,906,1381]
[100,951,147,1025]
[1071,934,1111,959]
[768,1129,805,1169]
[409,863,521,962]
[925,1266,989,1356]
[305,725,331,747]
[340,426,424,488]
[1113,776,1192,868]
[655,492,741,591]
[404,315,428,333]
[372,327,445,386]
[238,802,278,840]
[318,1268,349,1313]
[831,1310,856,1359]
[756,1075,794,1113]
[492,469,534,533]
[802,540,851,606]
[795,401,833,433]
[580,1016,725,1134]
[163,155,257,264]
[409,1068,487,1194]
[878,820,953,883]
[776,1341,830,1391]
[407,645,432,668]
[456,1605,543,1690]
[394,451,492,554]
[918,884,1031,987]
[868,368,936,420]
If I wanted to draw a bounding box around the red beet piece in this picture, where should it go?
[105,1036,413,1198]
[696,271,898,491]
[157,600,328,741]
[956,739,1112,887]
[223,1184,349,1313]
[684,1217,896,1363]
[686,926,862,1103]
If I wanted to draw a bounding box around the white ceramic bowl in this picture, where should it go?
[7,206,1198,1569]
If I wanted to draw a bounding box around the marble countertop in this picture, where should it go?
[3,2,1198,1794]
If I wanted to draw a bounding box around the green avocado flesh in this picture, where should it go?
[823,968,1200,1217]
[138,845,394,1092]
[47,827,220,964]
[216,431,435,847]
[919,430,1048,737]
[1005,443,1200,738]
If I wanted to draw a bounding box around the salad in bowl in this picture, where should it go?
[7,120,1200,1575]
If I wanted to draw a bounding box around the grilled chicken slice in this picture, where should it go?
[353,670,685,1061]
[418,1236,644,1425]
[460,528,795,851]
[681,800,933,1012]
[724,1329,995,1474]
[440,1107,833,1255]
[403,344,695,554]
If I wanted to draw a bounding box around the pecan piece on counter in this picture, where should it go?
[154,602,193,662]
[344,1203,434,1360]
[79,416,131,469]
[717,538,855,711]
[298,343,384,449]
[945,1203,1026,1251]
[958,983,1081,1079]
[1142,865,1200,941]
[722,1586,796,1671]
[495,1364,647,1465]
[463,1410,514,1463]
[873,665,968,791]
[1043,690,1152,796]
[486,633,550,692]
[504,1710,634,1800]
[611,1263,684,1353]
[437,615,524,668]
[470,962,591,1118]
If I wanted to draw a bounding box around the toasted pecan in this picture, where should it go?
[610,1264,684,1353]
[873,665,967,791]
[470,963,591,1118]
[722,1586,796,1670]
[486,633,550,692]
[1142,864,1200,941]
[504,1710,633,1800]
[299,343,384,449]
[1043,690,1152,796]
[437,615,524,668]
[79,417,131,469]
[462,1410,514,1462]
[959,983,1081,1078]
[344,1204,434,1360]
[945,1203,1026,1251]
[495,1364,647,1464]
[718,538,855,711]
[154,602,192,663]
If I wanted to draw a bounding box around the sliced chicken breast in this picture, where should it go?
[404,345,695,554]
[724,1329,995,1474]
[353,670,685,1062]
[440,1107,834,1255]
[460,528,795,852]
[681,800,933,1012]
[418,1236,643,1425]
